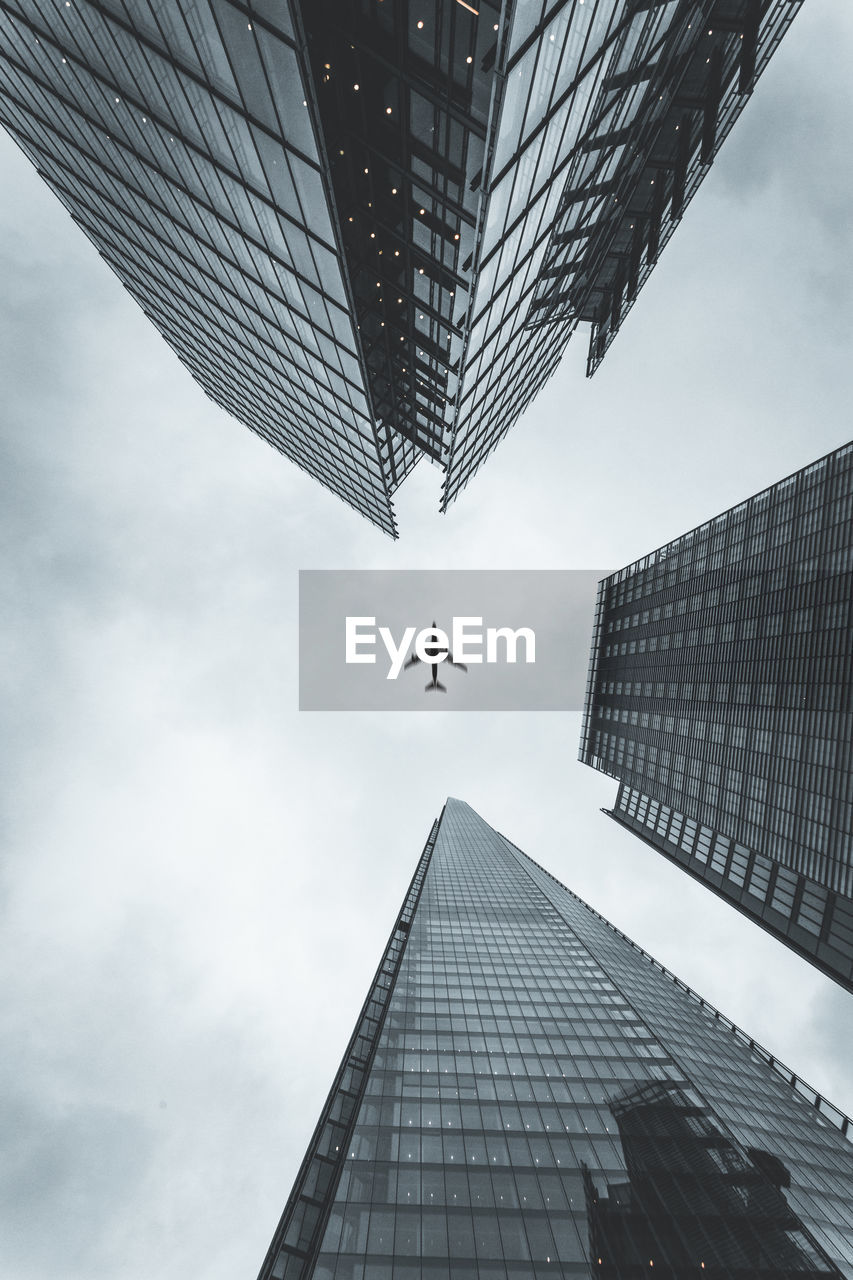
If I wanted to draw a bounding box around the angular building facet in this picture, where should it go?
[0,0,803,532]
[257,798,853,1280]
[580,442,853,993]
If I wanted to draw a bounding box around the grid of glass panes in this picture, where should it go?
[504,828,853,1276]
[303,799,847,1278]
[531,0,802,372]
[442,0,627,509]
[440,0,803,508]
[608,784,853,991]
[0,0,405,532]
[580,442,853,912]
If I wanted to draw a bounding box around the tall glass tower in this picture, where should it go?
[580,441,853,994]
[0,0,803,532]
[257,798,853,1280]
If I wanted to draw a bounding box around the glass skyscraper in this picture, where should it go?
[0,0,803,532]
[580,441,853,994]
[256,798,853,1279]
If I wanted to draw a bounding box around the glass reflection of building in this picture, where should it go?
[586,1080,838,1277]
[255,799,853,1280]
[0,0,803,532]
[580,441,853,994]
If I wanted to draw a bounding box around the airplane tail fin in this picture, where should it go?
[426,681,447,693]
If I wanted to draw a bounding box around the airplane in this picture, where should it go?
[403,622,468,693]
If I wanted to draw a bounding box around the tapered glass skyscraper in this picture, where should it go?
[0,0,803,532]
[580,442,853,993]
[257,798,853,1279]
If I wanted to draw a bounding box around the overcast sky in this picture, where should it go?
[2,4,853,1278]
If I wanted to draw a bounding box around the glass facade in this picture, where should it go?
[258,798,853,1280]
[0,0,404,533]
[580,441,853,992]
[0,0,804,531]
[441,0,803,507]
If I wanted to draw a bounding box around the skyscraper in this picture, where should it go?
[256,798,853,1279]
[580,441,853,994]
[0,0,803,532]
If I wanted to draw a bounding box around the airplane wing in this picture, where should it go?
[448,654,468,672]
[403,653,420,669]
